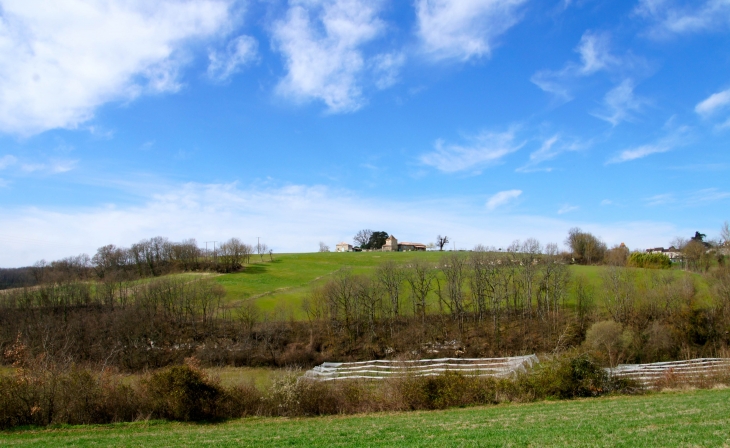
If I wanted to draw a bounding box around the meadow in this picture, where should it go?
[2,388,728,447]
[212,251,711,317]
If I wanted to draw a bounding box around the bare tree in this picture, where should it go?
[353,229,372,248]
[375,261,405,319]
[256,242,269,262]
[405,259,436,324]
[436,235,449,251]
[319,242,330,252]
[721,221,729,246]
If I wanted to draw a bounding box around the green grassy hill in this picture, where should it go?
[3,388,728,447]
[212,252,710,318]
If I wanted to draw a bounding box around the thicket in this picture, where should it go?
[0,347,641,429]
[628,253,671,269]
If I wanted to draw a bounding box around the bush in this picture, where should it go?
[628,253,671,269]
[518,352,634,400]
[142,364,223,421]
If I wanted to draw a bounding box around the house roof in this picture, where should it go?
[399,242,426,247]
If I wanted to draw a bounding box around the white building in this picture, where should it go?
[336,242,353,252]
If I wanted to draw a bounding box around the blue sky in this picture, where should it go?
[1,0,729,266]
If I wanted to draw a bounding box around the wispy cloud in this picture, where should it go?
[486,189,522,210]
[272,0,387,113]
[20,159,78,174]
[207,35,258,82]
[592,79,646,126]
[607,125,689,164]
[516,135,587,172]
[608,144,671,164]
[635,0,730,38]
[0,155,18,170]
[415,0,527,62]
[695,88,730,116]
[645,193,675,206]
[557,204,579,214]
[420,129,524,173]
[532,31,620,101]
[371,52,406,90]
[0,0,235,136]
[644,188,730,207]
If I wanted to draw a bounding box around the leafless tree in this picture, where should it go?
[218,238,248,273]
[436,235,449,251]
[375,261,405,319]
[256,242,269,262]
[405,259,436,324]
[319,242,330,252]
[353,229,372,248]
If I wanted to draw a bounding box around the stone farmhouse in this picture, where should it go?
[336,242,353,252]
[382,235,426,252]
[646,246,681,260]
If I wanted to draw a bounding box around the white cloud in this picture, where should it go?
[420,129,523,173]
[272,0,385,113]
[695,88,730,116]
[576,31,619,75]
[0,155,18,169]
[592,79,646,126]
[415,0,526,61]
[0,180,693,266]
[531,31,620,101]
[608,144,671,164]
[635,0,730,38]
[557,204,579,214]
[371,52,406,90]
[516,135,587,172]
[207,35,258,82]
[486,189,522,210]
[600,199,613,206]
[0,0,234,136]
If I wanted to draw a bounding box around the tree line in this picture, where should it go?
[0,236,270,290]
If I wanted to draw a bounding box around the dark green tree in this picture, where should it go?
[363,231,389,250]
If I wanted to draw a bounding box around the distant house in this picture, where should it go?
[336,242,353,252]
[382,236,398,252]
[646,246,681,260]
[382,235,427,252]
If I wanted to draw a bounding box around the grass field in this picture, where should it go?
[213,252,711,318]
[2,388,728,447]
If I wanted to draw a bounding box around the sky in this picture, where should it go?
[1,0,729,267]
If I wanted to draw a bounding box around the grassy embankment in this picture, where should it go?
[2,388,728,447]
[213,252,711,318]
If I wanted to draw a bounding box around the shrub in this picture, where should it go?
[142,364,223,421]
[628,253,671,269]
[518,352,634,400]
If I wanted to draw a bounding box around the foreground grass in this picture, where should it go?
[3,388,729,447]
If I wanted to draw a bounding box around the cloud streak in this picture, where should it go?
[635,0,730,38]
[486,189,522,210]
[420,129,523,173]
[695,88,730,116]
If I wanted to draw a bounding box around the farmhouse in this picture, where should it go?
[336,242,353,252]
[381,235,427,252]
[646,246,681,260]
